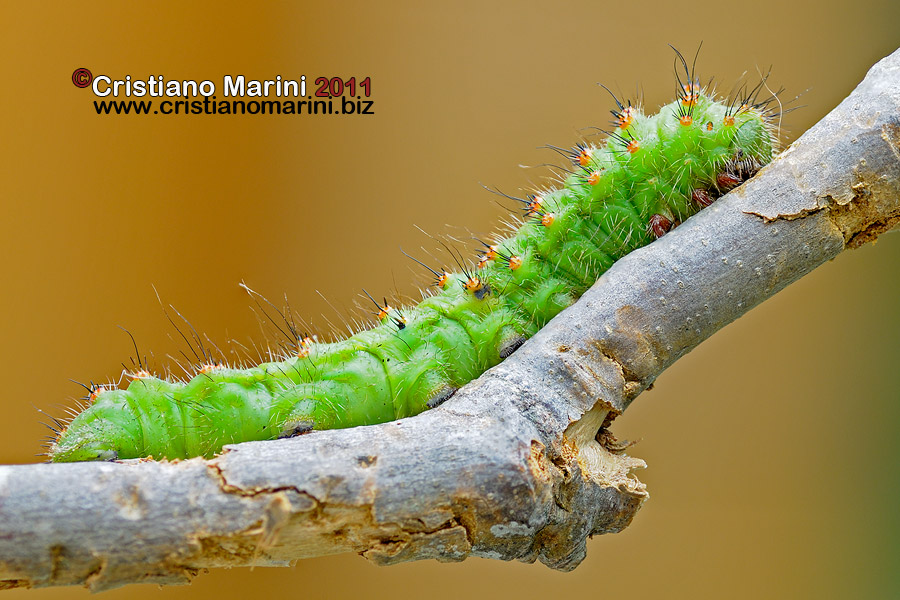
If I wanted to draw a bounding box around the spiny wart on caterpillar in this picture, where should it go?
[47,47,786,463]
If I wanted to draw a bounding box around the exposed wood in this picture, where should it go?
[0,47,898,592]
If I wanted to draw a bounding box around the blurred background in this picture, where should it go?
[2,1,899,598]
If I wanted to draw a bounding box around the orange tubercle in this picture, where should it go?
[577,148,592,166]
[681,83,700,106]
[297,336,314,358]
[464,277,483,293]
[89,385,108,403]
[588,170,601,185]
[615,106,636,128]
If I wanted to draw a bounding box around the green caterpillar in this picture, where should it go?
[48,51,778,462]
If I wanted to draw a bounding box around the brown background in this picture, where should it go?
[3,1,899,598]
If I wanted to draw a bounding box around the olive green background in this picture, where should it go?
[3,1,898,598]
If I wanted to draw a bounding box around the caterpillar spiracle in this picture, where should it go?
[48,50,780,462]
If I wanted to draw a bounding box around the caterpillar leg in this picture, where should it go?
[426,387,457,409]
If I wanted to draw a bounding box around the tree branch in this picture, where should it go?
[2,48,898,592]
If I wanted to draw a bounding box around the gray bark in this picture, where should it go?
[1,48,898,592]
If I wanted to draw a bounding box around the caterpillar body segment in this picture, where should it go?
[50,73,778,462]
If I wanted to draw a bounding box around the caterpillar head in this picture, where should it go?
[50,388,141,462]
[51,429,121,462]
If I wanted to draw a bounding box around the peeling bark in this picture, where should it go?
[0,47,898,591]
